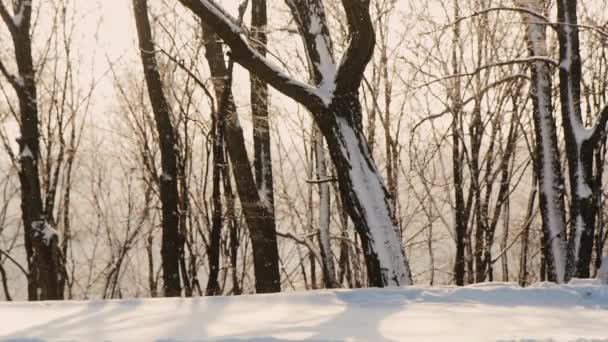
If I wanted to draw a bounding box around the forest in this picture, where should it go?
[0,0,607,301]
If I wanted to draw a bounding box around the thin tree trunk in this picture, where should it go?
[206,85,226,296]
[519,173,537,286]
[201,25,281,293]
[179,0,411,287]
[133,0,181,296]
[313,127,337,288]
[450,0,467,286]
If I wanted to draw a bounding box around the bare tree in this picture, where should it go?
[177,0,411,287]
[515,0,567,283]
[0,0,64,300]
[556,0,608,279]
[201,20,281,293]
[132,0,182,296]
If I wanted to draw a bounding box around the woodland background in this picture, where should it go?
[1,0,607,300]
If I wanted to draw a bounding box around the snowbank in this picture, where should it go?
[1,281,607,341]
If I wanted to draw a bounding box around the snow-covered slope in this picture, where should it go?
[1,281,607,341]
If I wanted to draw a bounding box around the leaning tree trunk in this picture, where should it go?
[201,25,281,293]
[0,0,63,300]
[315,94,411,286]
[133,0,181,296]
[521,0,568,283]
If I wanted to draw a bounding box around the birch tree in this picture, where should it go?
[520,0,568,283]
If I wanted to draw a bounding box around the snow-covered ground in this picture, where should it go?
[1,280,607,342]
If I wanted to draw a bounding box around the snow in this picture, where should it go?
[308,12,336,106]
[1,282,607,341]
[19,146,33,159]
[31,220,59,245]
[12,1,30,27]
[14,76,25,87]
[196,0,242,34]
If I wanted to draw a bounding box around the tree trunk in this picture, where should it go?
[556,0,595,279]
[313,126,338,288]
[316,94,411,286]
[206,87,226,296]
[178,0,411,287]
[133,0,181,296]
[201,26,281,293]
[522,0,568,282]
[1,0,63,300]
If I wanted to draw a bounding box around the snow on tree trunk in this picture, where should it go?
[556,0,596,279]
[177,0,411,287]
[317,95,411,287]
[521,0,568,283]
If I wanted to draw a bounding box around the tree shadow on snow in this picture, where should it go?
[168,288,406,342]
[0,298,143,341]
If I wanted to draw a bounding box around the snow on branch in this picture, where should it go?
[276,230,322,263]
[12,0,30,27]
[177,0,327,112]
[285,0,336,105]
[0,1,17,34]
[0,0,30,34]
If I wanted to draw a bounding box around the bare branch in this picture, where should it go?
[0,1,17,35]
[177,0,326,112]
[588,104,608,145]
[335,0,375,93]
[0,248,28,277]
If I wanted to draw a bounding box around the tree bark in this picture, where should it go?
[521,0,568,282]
[133,0,181,296]
[556,0,595,279]
[0,0,63,300]
[178,0,411,286]
[313,127,338,288]
[201,25,281,293]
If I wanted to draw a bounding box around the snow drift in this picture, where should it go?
[0,280,607,341]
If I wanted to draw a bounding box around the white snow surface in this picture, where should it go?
[1,281,607,341]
